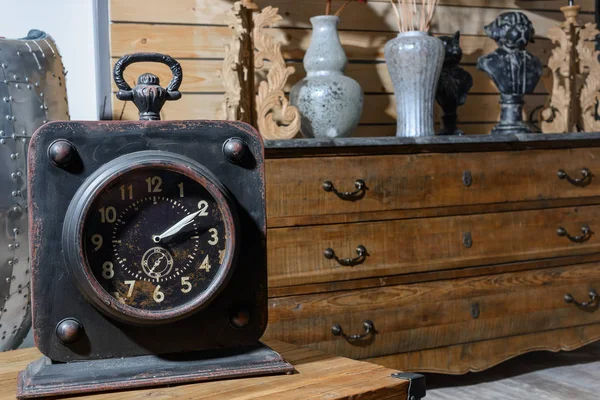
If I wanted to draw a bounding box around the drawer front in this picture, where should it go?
[264,263,600,360]
[266,148,600,226]
[269,205,600,287]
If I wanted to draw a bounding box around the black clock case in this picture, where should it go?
[27,120,269,363]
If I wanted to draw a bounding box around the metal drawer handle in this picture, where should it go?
[322,179,366,200]
[332,320,376,342]
[324,245,367,267]
[564,289,598,309]
[557,168,592,187]
[557,225,592,243]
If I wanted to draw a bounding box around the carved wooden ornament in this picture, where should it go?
[541,5,600,133]
[221,2,300,140]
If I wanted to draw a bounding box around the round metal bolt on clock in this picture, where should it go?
[56,318,83,344]
[222,137,248,164]
[229,309,251,329]
[48,139,76,168]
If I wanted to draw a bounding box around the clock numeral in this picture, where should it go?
[102,261,114,279]
[153,285,165,303]
[208,228,219,245]
[199,255,211,272]
[91,234,103,251]
[124,280,136,297]
[197,200,209,216]
[120,184,133,200]
[181,277,192,293]
[99,206,117,223]
[146,176,163,193]
[178,182,184,198]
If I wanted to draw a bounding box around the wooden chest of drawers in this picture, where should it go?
[262,134,600,374]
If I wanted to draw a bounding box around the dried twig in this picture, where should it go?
[334,0,353,16]
[389,0,438,32]
[326,0,332,15]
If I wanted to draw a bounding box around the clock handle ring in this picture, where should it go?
[113,52,183,120]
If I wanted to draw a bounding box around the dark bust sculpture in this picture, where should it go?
[477,12,542,134]
[436,31,473,135]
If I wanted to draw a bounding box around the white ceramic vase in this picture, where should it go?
[384,31,445,137]
[290,16,363,138]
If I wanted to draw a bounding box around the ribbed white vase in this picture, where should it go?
[384,31,445,137]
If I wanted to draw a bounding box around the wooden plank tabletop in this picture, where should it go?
[1,341,410,399]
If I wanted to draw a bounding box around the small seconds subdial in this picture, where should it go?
[141,247,174,280]
[83,168,227,311]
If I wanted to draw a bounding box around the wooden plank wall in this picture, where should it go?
[109,0,595,136]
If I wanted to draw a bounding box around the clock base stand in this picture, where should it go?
[16,342,294,399]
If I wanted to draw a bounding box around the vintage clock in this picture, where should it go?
[17,53,292,398]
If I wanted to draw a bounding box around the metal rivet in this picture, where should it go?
[222,137,249,164]
[0,63,5,68]
[0,139,5,145]
[14,259,18,264]
[14,243,19,249]
[27,84,31,89]
[40,92,44,97]
[35,82,39,87]
[7,261,12,266]
[48,139,76,168]
[8,244,13,250]
[470,303,480,319]
[9,153,16,159]
[12,75,17,80]
[2,97,7,103]
[11,116,15,121]
[14,84,19,89]
[56,318,83,344]
[39,105,44,110]
[24,77,29,82]
[5,115,10,120]
[229,309,251,329]
[16,51,21,56]
[13,229,19,235]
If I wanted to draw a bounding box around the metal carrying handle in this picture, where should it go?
[322,179,366,200]
[113,52,183,121]
[564,289,598,309]
[557,168,592,187]
[324,245,367,267]
[332,320,376,342]
[556,225,592,243]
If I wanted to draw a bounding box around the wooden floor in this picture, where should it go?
[425,341,600,399]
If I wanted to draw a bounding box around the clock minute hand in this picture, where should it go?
[152,210,201,243]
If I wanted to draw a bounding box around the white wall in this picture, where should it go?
[2,0,104,120]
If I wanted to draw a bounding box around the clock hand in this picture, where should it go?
[150,254,165,273]
[152,210,202,243]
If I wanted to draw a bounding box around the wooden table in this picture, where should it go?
[2,341,423,399]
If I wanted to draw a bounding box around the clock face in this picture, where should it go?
[82,168,228,312]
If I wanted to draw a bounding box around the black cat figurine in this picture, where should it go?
[477,12,542,134]
[436,31,473,135]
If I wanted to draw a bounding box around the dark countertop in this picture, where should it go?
[264,133,600,157]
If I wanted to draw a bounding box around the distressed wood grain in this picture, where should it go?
[268,205,600,287]
[264,263,600,360]
[366,324,600,374]
[0,342,411,400]
[265,147,600,226]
